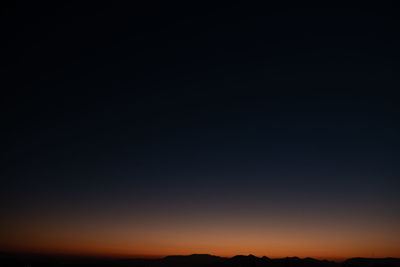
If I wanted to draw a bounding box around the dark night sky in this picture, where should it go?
[1,2,400,259]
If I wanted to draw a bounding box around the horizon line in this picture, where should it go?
[1,250,399,262]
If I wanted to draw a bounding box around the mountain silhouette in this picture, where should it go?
[227,254,271,267]
[1,253,399,267]
[161,254,225,266]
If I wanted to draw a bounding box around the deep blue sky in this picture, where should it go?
[1,2,399,258]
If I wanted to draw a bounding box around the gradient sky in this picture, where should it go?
[1,3,400,260]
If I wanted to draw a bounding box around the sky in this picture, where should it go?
[1,2,400,260]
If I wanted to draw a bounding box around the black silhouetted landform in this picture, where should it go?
[0,253,399,267]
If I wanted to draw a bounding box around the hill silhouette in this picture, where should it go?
[1,253,399,267]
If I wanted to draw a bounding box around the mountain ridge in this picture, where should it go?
[1,252,399,267]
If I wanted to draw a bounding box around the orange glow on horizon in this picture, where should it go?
[2,221,399,261]
[2,204,399,261]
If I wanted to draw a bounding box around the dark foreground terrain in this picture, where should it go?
[1,253,399,267]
